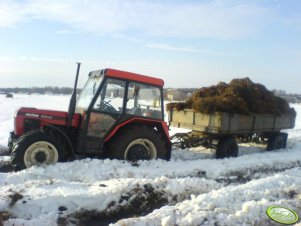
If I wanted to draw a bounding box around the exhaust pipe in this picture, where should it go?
[68,62,81,127]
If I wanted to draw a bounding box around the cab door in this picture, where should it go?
[80,78,126,154]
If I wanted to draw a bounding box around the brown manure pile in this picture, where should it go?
[167,77,294,115]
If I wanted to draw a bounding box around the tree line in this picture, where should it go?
[0,87,300,103]
[0,87,79,95]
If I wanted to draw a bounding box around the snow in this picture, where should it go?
[116,167,301,226]
[0,94,300,225]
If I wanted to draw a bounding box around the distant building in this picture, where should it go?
[166,89,186,101]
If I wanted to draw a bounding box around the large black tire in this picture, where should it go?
[7,132,17,154]
[266,132,288,151]
[216,136,238,159]
[7,139,13,154]
[11,130,66,171]
[108,125,169,161]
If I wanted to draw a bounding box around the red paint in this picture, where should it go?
[104,117,170,143]
[161,121,170,141]
[105,69,164,87]
[14,107,81,136]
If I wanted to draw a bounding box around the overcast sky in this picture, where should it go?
[0,0,300,93]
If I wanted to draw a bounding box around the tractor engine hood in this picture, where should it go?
[14,107,81,136]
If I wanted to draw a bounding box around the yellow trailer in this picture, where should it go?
[168,108,296,158]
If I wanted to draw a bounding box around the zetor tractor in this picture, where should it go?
[8,63,171,170]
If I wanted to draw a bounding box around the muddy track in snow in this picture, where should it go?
[59,163,301,225]
[58,184,168,226]
[0,145,9,156]
[214,160,301,185]
[1,146,300,225]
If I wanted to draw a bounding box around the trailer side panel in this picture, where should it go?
[168,109,295,134]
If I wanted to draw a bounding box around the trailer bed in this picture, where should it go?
[168,109,295,134]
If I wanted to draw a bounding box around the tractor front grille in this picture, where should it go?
[24,118,40,133]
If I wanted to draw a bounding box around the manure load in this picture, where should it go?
[167,78,296,159]
[166,77,294,115]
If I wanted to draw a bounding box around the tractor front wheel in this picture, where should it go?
[11,130,65,171]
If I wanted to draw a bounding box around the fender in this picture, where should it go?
[44,124,75,158]
[105,117,171,147]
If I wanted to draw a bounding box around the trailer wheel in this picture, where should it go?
[266,132,288,151]
[170,133,189,149]
[11,130,66,171]
[109,125,169,161]
[216,137,238,159]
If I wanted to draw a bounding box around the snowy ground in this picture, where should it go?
[0,94,300,226]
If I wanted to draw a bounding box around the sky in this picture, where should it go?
[0,0,300,93]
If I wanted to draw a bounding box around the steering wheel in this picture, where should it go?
[97,100,117,113]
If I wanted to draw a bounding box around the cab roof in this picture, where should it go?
[90,68,164,87]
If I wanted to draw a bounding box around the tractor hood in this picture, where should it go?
[14,107,81,136]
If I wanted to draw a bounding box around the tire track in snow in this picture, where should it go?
[59,163,301,225]
[1,144,301,224]
[115,167,301,226]
[1,177,221,225]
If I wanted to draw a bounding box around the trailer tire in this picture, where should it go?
[216,136,238,159]
[11,130,66,171]
[109,125,169,161]
[266,132,287,151]
[170,133,189,149]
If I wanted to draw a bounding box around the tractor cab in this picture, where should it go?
[76,69,163,119]
[72,69,167,155]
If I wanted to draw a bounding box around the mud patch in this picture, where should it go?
[0,211,13,226]
[0,161,13,173]
[60,183,168,226]
[0,145,9,156]
[284,189,298,199]
[8,191,23,207]
[216,162,301,185]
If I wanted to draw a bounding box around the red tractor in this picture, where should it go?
[8,63,171,170]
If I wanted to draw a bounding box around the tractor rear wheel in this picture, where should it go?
[109,125,169,161]
[11,130,66,171]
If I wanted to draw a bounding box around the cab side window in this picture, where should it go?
[126,82,162,119]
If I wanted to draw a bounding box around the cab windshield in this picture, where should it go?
[76,73,103,112]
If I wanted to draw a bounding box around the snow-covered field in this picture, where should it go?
[0,94,300,226]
